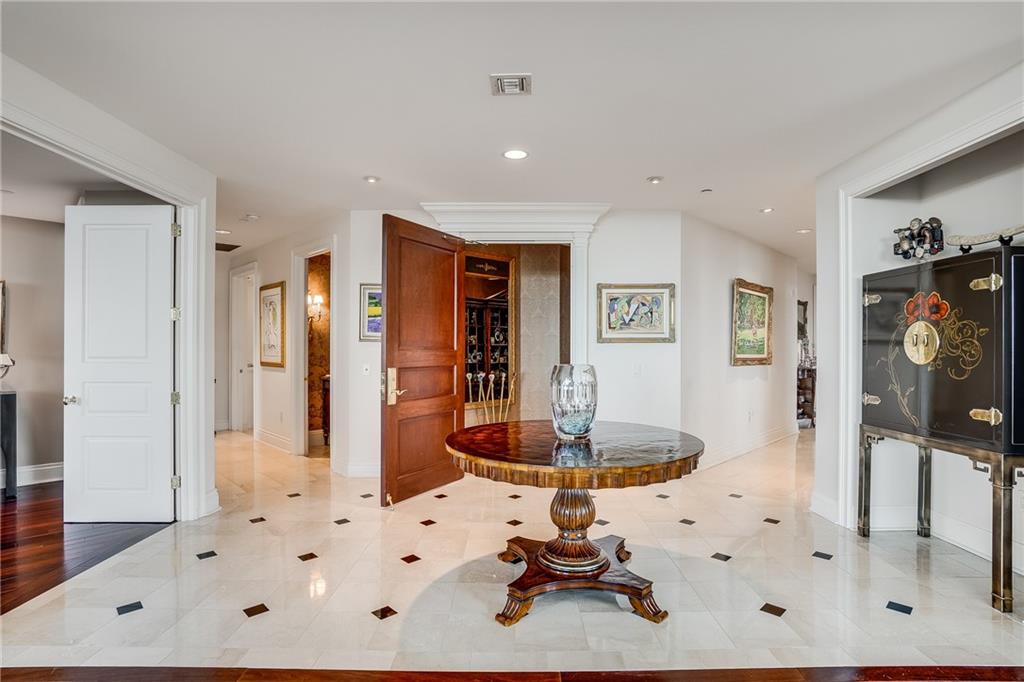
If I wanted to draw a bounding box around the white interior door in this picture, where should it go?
[231,273,255,431]
[64,205,176,522]
[241,276,254,430]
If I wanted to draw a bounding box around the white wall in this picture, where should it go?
[214,252,230,431]
[680,214,800,469]
[0,216,64,482]
[814,62,1024,565]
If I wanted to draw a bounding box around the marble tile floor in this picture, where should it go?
[3,429,1023,671]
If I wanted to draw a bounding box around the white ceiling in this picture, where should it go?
[2,3,1021,270]
[0,132,130,223]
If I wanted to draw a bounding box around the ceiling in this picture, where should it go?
[2,3,1021,270]
[0,132,129,223]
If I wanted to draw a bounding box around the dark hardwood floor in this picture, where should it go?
[2,667,1023,681]
[1,481,171,614]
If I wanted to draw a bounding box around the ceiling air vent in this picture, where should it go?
[490,73,532,96]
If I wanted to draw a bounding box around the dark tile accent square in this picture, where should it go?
[886,600,913,615]
[506,519,523,527]
[508,494,522,499]
[434,493,448,499]
[196,550,217,560]
[360,493,374,499]
[812,551,834,561]
[760,603,786,617]
[243,603,269,618]
[711,552,732,562]
[401,554,421,564]
[420,519,436,526]
[297,552,318,562]
[116,601,143,616]
[763,518,781,525]
[729,493,743,499]
[287,493,301,498]
[334,518,350,525]
[656,494,670,499]
[371,605,397,620]
[249,517,266,524]
[594,519,610,526]
[679,518,696,526]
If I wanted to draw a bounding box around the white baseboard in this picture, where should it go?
[254,427,290,452]
[810,491,839,524]
[308,429,324,447]
[698,426,798,470]
[344,464,380,478]
[0,461,64,486]
[215,419,230,432]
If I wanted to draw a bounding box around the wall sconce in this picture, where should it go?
[307,293,324,322]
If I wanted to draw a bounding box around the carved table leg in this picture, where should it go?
[495,487,666,626]
[991,459,1014,613]
[917,445,932,538]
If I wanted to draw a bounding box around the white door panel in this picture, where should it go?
[64,205,175,522]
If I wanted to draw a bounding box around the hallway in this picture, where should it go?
[2,430,1023,670]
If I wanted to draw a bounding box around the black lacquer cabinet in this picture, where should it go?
[862,246,1023,454]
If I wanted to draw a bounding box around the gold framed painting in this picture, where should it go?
[597,283,676,343]
[359,283,382,341]
[731,278,773,365]
[259,281,286,368]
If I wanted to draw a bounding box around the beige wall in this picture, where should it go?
[0,215,64,477]
[517,244,564,420]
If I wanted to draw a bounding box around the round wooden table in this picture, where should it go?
[445,420,704,626]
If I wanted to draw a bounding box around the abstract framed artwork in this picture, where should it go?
[597,283,675,343]
[731,278,773,365]
[259,281,286,368]
[360,283,382,341]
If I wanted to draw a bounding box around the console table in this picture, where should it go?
[858,424,1023,612]
[1,390,16,499]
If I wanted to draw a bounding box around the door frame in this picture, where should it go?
[2,55,219,520]
[289,236,339,468]
[229,262,258,432]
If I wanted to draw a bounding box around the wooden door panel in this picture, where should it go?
[381,214,464,505]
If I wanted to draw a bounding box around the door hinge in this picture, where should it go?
[969,407,1003,426]
[862,393,881,406]
[171,223,182,238]
[171,391,181,405]
[969,274,1003,292]
[171,475,181,489]
[863,293,881,307]
[170,307,182,321]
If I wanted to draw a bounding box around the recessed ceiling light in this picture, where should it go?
[646,176,664,185]
[215,229,232,235]
[759,207,775,214]
[240,213,260,222]
[795,228,814,234]
[700,188,713,193]
[363,175,381,183]
[503,149,528,160]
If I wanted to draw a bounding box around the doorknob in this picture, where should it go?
[62,395,79,406]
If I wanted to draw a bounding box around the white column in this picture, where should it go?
[570,233,590,364]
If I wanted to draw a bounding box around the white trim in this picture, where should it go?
[255,427,291,452]
[215,420,230,432]
[421,202,610,363]
[229,262,258,432]
[1,55,219,520]
[1,462,64,486]
[832,94,1024,530]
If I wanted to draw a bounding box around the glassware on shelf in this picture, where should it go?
[550,364,598,441]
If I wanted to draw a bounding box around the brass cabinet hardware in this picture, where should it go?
[971,460,991,474]
[969,274,1003,292]
[969,407,1003,426]
[862,393,881,406]
[863,293,882,306]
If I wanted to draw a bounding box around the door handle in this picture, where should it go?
[62,395,79,406]
[385,367,407,405]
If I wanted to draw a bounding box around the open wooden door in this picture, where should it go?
[381,214,465,505]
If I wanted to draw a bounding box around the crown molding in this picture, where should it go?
[420,202,611,235]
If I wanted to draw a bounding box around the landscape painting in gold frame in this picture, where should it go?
[731,278,773,366]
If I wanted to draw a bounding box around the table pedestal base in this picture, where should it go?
[496,534,667,626]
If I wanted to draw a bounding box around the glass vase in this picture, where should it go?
[550,364,598,441]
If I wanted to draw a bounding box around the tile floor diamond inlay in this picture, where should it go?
[297,552,318,562]
[286,492,301,498]
[760,602,787,617]
[115,601,143,616]
[248,516,265,523]
[763,518,781,524]
[729,493,743,498]
[196,550,217,560]
[506,519,523,526]
[656,493,670,499]
[360,493,374,499]
[420,519,436,526]
[812,550,834,560]
[594,519,610,526]
[886,600,914,615]
[400,554,421,564]
[9,429,1024,672]
[434,493,448,499]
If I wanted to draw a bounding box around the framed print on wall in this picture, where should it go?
[360,283,382,341]
[597,283,675,343]
[731,278,773,366]
[259,281,286,368]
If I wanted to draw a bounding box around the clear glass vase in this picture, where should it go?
[550,364,598,441]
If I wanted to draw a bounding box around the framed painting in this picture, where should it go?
[360,283,382,341]
[259,281,286,368]
[597,283,675,343]
[731,278,773,365]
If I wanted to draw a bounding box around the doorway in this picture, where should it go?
[229,264,257,432]
[305,253,331,458]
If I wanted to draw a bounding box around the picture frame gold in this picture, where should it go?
[259,280,286,368]
[596,283,676,343]
[359,283,383,342]
[731,278,773,366]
